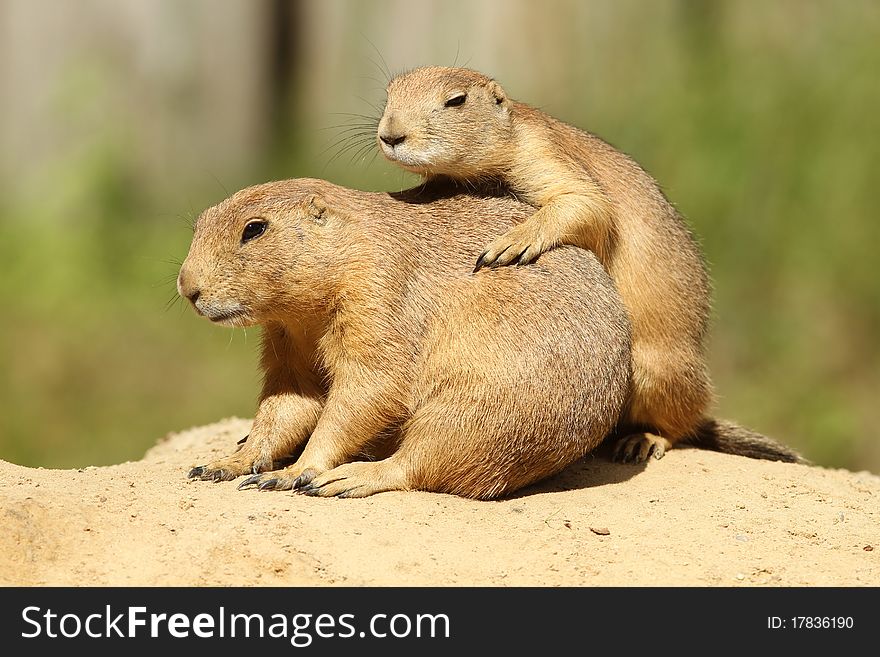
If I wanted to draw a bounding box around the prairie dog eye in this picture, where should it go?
[444,93,467,108]
[241,219,268,243]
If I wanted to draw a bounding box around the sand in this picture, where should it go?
[1,417,877,586]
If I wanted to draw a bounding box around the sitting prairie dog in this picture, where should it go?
[178,178,633,499]
[377,66,714,462]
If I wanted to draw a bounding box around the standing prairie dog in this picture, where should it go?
[179,178,633,499]
[377,66,713,462]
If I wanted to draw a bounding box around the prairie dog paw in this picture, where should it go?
[474,222,554,271]
[297,460,409,498]
[187,444,274,482]
[236,464,324,492]
[612,433,672,463]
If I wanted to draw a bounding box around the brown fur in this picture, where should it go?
[377,65,716,460]
[178,178,633,499]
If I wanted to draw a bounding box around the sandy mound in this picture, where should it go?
[1,418,877,586]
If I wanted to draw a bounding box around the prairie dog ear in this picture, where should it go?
[486,80,509,107]
[305,195,328,226]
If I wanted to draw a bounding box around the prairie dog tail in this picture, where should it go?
[685,418,808,464]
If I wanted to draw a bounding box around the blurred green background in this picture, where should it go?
[1,0,877,471]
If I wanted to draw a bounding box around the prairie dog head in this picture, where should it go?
[378,66,513,179]
[177,181,334,326]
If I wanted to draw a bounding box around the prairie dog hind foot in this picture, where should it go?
[298,460,410,498]
[613,432,672,463]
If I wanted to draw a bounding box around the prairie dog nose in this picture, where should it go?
[379,132,406,147]
[378,112,407,147]
[177,267,200,305]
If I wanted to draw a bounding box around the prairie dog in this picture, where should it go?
[377,66,714,462]
[178,178,633,499]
